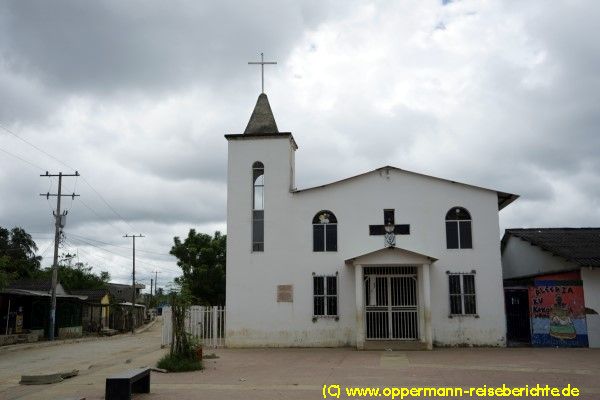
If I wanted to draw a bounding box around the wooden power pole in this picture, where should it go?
[124,234,144,334]
[40,171,79,341]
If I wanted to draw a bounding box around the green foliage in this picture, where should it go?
[0,227,109,292]
[169,288,196,358]
[0,226,42,288]
[38,258,110,291]
[170,230,226,305]
[156,352,203,372]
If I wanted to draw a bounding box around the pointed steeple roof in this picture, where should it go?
[244,93,279,134]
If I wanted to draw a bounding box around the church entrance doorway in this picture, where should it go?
[364,266,419,341]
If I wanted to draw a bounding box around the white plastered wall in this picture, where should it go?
[226,135,507,347]
[581,268,600,348]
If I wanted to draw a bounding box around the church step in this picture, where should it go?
[363,340,429,351]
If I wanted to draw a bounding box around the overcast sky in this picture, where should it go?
[1,0,598,289]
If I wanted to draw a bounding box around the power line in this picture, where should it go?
[0,144,45,171]
[66,232,174,257]
[0,122,77,172]
[78,198,129,236]
[81,177,136,232]
[0,121,137,232]
[66,234,181,274]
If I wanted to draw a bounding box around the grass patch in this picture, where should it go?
[157,353,203,372]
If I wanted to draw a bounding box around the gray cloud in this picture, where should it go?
[1,0,599,286]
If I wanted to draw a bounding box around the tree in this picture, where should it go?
[170,230,226,305]
[36,252,110,291]
[0,226,42,288]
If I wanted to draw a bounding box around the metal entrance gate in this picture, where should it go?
[365,266,418,340]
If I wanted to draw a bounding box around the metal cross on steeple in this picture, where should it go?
[248,52,277,93]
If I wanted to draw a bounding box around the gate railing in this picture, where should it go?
[365,273,419,340]
[161,305,225,348]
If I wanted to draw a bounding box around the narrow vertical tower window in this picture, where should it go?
[252,161,265,251]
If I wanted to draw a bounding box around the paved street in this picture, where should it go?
[1,325,600,399]
[153,347,600,400]
[0,320,165,400]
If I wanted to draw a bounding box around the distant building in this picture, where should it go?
[502,228,600,348]
[106,283,146,331]
[106,282,145,303]
[70,288,111,332]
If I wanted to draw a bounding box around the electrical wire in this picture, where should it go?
[0,121,138,232]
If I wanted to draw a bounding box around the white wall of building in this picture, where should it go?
[581,268,600,348]
[226,134,507,347]
[502,236,580,279]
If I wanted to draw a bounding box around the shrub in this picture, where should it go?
[157,353,203,372]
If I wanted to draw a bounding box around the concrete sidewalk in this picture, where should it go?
[7,344,598,400]
[146,347,600,399]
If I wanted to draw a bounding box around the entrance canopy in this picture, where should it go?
[344,247,437,266]
[347,247,436,350]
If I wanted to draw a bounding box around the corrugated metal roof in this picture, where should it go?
[70,289,109,302]
[1,288,87,300]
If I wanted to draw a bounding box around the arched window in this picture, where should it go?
[313,211,337,252]
[252,162,264,252]
[445,207,472,249]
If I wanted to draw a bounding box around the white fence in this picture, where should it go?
[161,306,226,348]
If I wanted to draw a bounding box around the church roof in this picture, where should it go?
[293,165,518,210]
[244,93,279,134]
[502,228,600,267]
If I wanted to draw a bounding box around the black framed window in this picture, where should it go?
[252,161,264,252]
[445,207,472,249]
[312,211,337,252]
[448,273,477,315]
[313,275,338,317]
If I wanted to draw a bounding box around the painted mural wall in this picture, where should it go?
[529,271,588,347]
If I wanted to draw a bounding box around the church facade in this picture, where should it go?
[225,93,518,349]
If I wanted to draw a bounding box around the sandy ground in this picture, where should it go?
[0,320,166,400]
[1,323,599,399]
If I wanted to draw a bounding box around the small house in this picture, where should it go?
[502,228,600,348]
[0,279,86,341]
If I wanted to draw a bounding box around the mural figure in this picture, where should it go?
[549,295,576,340]
[529,273,589,347]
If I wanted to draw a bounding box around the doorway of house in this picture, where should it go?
[365,266,419,340]
[505,288,531,346]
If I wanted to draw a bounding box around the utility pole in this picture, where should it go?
[124,234,144,334]
[154,270,159,294]
[150,278,153,297]
[153,270,161,303]
[40,171,79,341]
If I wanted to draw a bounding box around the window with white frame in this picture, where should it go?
[448,273,477,315]
[313,274,338,317]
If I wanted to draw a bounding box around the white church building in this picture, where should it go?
[225,93,518,349]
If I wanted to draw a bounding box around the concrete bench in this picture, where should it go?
[105,368,150,400]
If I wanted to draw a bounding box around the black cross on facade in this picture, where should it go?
[369,209,410,247]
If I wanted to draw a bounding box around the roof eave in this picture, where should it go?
[224,132,298,150]
[293,166,519,205]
